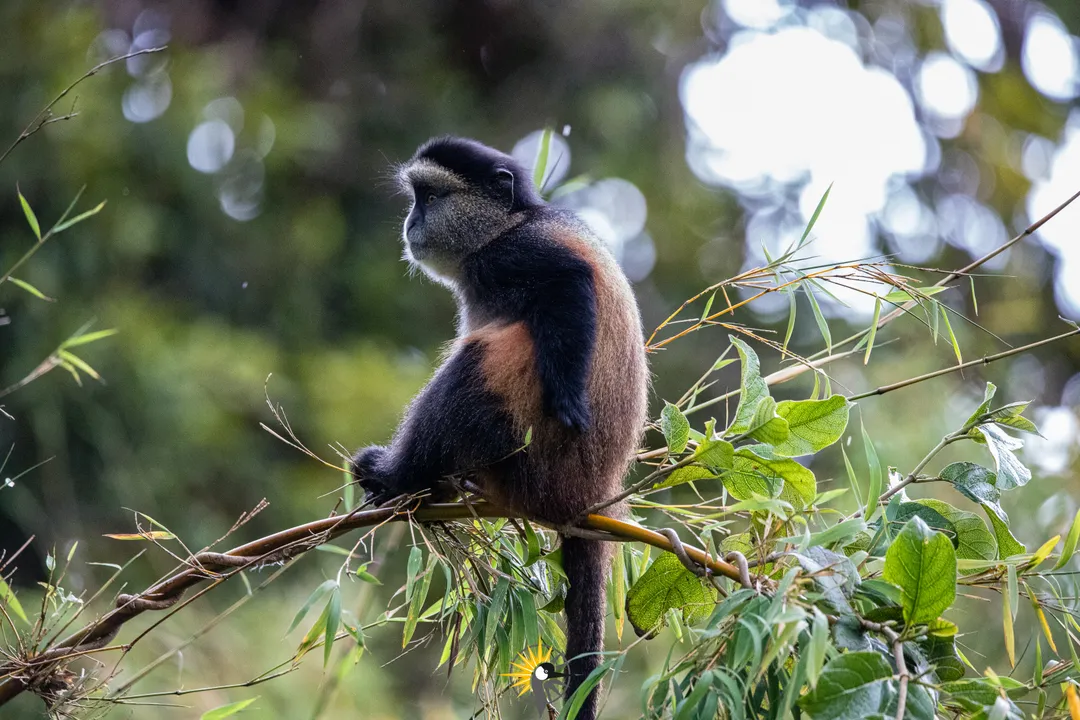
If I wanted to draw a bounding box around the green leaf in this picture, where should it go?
[626,552,718,634]
[797,652,894,719]
[564,655,624,720]
[906,499,996,565]
[882,286,950,304]
[17,188,41,240]
[404,546,422,602]
[660,403,691,454]
[727,446,816,509]
[806,608,829,689]
[745,396,791,445]
[804,284,832,352]
[199,697,258,719]
[51,200,106,234]
[984,507,1025,559]
[940,462,1006,523]
[783,287,797,351]
[770,395,849,457]
[693,438,734,472]
[402,555,435,647]
[965,382,997,427]
[969,424,1031,490]
[7,277,54,301]
[0,577,27,624]
[985,401,1041,436]
[864,295,881,365]
[532,128,552,190]
[61,328,119,348]
[1053,508,1080,570]
[285,579,337,636]
[323,585,341,667]
[883,516,957,625]
[861,422,883,521]
[940,304,962,363]
[522,519,541,566]
[727,336,770,436]
[799,182,832,245]
[485,577,510,657]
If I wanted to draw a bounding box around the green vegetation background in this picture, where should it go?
[1,1,1078,717]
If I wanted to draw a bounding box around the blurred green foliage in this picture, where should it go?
[2,0,1080,717]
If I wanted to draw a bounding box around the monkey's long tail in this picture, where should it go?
[561,535,612,720]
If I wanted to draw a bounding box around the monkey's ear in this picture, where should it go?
[493,167,516,204]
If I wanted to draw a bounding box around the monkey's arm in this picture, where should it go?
[350,343,518,501]
[524,248,597,433]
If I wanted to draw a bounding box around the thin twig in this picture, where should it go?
[0,46,168,168]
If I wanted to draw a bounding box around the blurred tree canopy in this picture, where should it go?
[2,0,1080,717]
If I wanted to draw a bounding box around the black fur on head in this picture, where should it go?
[411,136,542,211]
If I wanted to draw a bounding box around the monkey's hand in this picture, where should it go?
[349,445,395,506]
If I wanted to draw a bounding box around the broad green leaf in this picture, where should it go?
[727,446,816,509]
[693,438,734,472]
[17,188,40,240]
[8,277,53,301]
[745,396,790,445]
[660,403,690,454]
[905,499,997,564]
[985,401,1041,436]
[726,336,770,436]
[883,516,957,625]
[970,424,1031,490]
[771,395,849,457]
[626,552,718,634]
[940,679,1023,715]
[983,505,1026,559]
[0,577,27,624]
[1054,508,1080,570]
[940,462,1006,523]
[797,652,894,719]
[965,382,997,428]
[200,697,258,719]
[654,464,715,490]
[794,547,858,614]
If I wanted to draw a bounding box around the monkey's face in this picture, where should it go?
[398,159,515,285]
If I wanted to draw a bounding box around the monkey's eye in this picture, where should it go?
[425,192,438,206]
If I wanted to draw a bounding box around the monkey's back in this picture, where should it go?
[468,210,649,524]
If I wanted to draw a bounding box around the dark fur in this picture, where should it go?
[352,137,649,719]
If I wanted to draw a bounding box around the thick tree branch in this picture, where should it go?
[0,502,752,708]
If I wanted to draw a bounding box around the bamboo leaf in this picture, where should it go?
[200,697,258,719]
[1054,509,1080,570]
[52,201,106,234]
[864,295,881,365]
[8,277,54,302]
[940,304,962,364]
[0,577,28,624]
[17,188,40,240]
